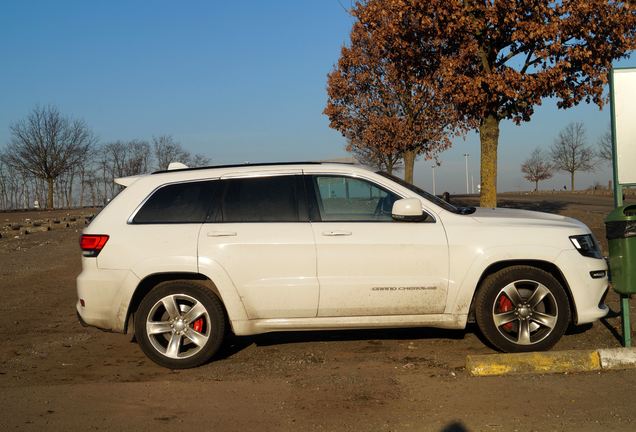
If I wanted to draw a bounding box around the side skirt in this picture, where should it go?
[230,313,468,336]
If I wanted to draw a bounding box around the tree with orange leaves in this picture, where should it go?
[346,0,635,206]
[324,7,466,183]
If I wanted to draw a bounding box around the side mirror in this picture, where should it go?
[392,198,426,222]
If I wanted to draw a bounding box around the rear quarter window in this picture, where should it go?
[132,181,217,224]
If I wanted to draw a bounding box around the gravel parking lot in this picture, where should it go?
[1,193,635,431]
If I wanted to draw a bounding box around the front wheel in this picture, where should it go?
[134,281,225,369]
[475,266,570,353]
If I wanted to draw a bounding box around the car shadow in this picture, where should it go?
[599,318,623,344]
[566,322,593,335]
[214,326,470,360]
[497,199,568,214]
[597,305,623,343]
[440,422,469,432]
[213,317,614,361]
[453,196,568,214]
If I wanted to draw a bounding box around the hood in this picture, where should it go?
[469,207,586,229]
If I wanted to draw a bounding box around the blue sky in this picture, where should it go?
[0,1,633,194]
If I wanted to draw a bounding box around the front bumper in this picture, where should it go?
[555,250,609,325]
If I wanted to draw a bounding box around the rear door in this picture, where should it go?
[101,180,213,272]
[197,173,319,319]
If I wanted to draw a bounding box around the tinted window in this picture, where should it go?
[312,176,400,222]
[221,176,301,222]
[133,181,216,224]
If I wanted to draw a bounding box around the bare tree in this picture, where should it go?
[126,140,151,175]
[2,106,95,208]
[0,130,211,210]
[102,140,151,178]
[153,135,211,169]
[153,135,190,170]
[0,158,14,209]
[98,140,151,201]
[521,148,553,191]
[0,156,39,210]
[597,128,613,163]
[56,172,73,208]
[348,139,403,174]
[0,157,12,209]
[187,153,211,168]
[98,146,118,203]
[550,122,595,191]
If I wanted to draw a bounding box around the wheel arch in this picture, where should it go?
[125,272,226,335]
[467,260,577,325]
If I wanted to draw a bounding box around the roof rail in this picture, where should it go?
[151,161,355,175]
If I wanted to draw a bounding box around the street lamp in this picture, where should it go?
[463,153,470,194]
[431,164,437,196]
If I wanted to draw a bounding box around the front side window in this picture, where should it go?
[220,175,302,222]
[377,171,474,215]
[311,176,400,222]
[132,181,216,224]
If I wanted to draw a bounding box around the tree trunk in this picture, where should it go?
[20,180,27,209]
[46,177,54,209]
[67,171,75,208]
[403,150,416,184]
[55,180,63,209]
[479,114,500,208]
[79,170,85,207]
[570,172,575,192]
[535,180,538,192]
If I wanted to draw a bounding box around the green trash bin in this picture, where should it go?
[605,204,636,295]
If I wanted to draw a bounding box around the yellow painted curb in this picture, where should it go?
[467,350,601,376]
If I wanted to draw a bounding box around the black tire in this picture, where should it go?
[474,266,570,353]
[134,280,225,369]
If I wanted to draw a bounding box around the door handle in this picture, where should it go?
[207,231,237,237]
[322,230,352,236]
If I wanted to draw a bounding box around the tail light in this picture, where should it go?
[80,234,109,257]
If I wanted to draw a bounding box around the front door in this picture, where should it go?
[307,174,449,317]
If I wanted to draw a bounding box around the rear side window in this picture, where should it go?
[132,181,217,224]
[220,175,303,222]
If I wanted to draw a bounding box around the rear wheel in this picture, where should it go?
[135,281,225,369]
[475,266,570,352]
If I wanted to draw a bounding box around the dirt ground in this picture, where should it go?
[1,194,635,431]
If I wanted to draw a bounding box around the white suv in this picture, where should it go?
[77,162,609,368]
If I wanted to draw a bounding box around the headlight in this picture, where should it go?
[569,234,602,259]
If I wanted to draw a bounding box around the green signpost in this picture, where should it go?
[608,67,636,347]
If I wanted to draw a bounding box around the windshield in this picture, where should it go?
[377,171,474,214]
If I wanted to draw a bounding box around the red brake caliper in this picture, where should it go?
[193,318,204,333]
[498,295,514,331]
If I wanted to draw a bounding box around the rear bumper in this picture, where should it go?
[76,259,140,333]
